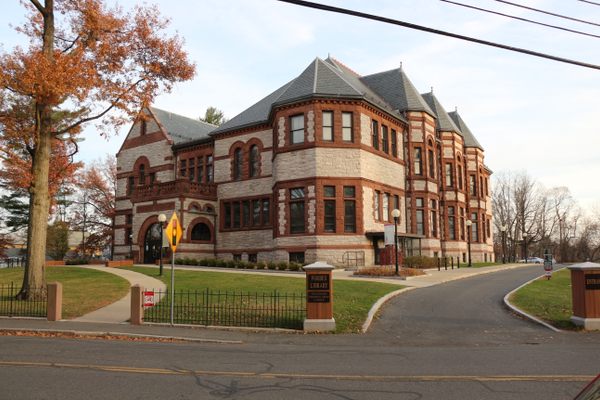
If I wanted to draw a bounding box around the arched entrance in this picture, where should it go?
[143,223,162,264]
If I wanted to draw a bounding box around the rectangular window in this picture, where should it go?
[416,210,424,235]
[197,157,204,184]
[448,206,456,240]
[382,193,389,222]
[342,112,353,142]
[248,253,257,263]
[232,202,241,228]
[416,197,424,208]
[471,212,479,242]
[393,195,400,215]
[460,207,465,240]
[414,148,423,175]
[458,164,463,190]
[290,188,305,233]
[180,159,187,177]
[374,191,380,221]
[125,228,132,245]
[391,129,398,157]
[431,210,438,237]
[290,114,304,145]
[428,149,435,179]
[344,186,356,233]
[188,158,195,182]
[149,172,156,185]
[233,254,242,262]
[289,252,305,264]
[262,199,270,225]
[470,175,477,196]
[371,120,379,150]
[127,176,134,195]
[252,200,261,226]
[486,178,489,196]
[324,186,336,233]
[206,155,213,183]
[242,200,250,227]
[381,125,389,154]
[445,163,453,187]
[322,111,333,141]
[224,203,231,229]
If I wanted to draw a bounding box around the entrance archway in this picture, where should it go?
[143,222,162,264]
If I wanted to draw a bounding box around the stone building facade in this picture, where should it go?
[114,57,494,266]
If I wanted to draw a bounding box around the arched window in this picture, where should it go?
[139,164,146,185]
[191,223,211,241]
[249,145,259,178]
[233,148,242,180]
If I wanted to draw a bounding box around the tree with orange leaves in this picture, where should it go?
[0,1,195,298]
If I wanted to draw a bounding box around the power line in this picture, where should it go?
[491,0,600,28]
[577,0,600,6]
[276,0,600,71]
[441,0,600,39]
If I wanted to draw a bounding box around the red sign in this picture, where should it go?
[143,291,155,307]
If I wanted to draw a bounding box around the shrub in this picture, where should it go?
[198,258,208,266]
[403,256,438,269]
[354,265,426,277]
[277,261,288,271]
[267,262,277,270]
[237,261,248,269]
[225,260,236,268]
[65,258,89,265]
[256,261,267,270]
[215,259,226,268]
[206,258,216,267]
[246,262,256,269]
[288,262,302,271]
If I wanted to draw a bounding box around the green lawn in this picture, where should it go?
[0,266,130,319]
[129,266,401,333]
[509,268,574,329]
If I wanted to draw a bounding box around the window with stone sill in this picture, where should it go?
[289,252,305,264]
[249,145,260,178]
[381,125,389,154]
[414,147,423,176]
[448,206,456,240]
[191,222,211,241]
[290,187,306,234]
[342,112,353,142]
[290,114,305,145]
[371,120,379,150]
[322,111,333,142]
[344,186,356,233]
[391,129,398,157]
[323,185,336,233]
[222,197,271,231]
[233,148,242,181]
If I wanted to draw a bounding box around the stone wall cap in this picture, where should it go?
[568,261,600,271]
[303,261,335,271]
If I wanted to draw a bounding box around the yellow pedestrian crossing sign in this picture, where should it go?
[165,212,182,252]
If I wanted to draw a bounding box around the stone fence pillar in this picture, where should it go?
[47,282,62,321]
[130,284,143,325]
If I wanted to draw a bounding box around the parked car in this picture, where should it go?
[518,257,544,264]
[573,374,600,399]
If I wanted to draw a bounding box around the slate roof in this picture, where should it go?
[361,68,435,115]
[212,57,405,135]
[150,107,216,145]
[448,110,483,150]
[421,92,461,133]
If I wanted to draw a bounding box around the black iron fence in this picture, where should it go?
[144,289,306,330]
[0,282,47,318]
[0,257,26,269]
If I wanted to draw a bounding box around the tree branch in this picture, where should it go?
[29,0,47,16]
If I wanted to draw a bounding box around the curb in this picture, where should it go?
[503,268,566,333]
[0,327,243,344]
[361,287,416,333]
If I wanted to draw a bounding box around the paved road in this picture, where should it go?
[0,265,598,399]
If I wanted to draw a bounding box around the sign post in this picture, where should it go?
[543,249,553,280]
[165,212,182,326]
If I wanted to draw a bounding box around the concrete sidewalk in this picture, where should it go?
[72,266,166,324]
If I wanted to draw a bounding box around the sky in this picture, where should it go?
[1,0,599,212]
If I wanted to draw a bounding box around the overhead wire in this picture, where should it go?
[441,0,600,39]
[490,0,600,27]
[577,0,600,6]
[275,0,600,71]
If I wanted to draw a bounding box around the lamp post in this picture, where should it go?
[391,208,401,276]
[466,219,472,267]
[500,224,507,264]
[158,213,167,276]
[523,232,528,263]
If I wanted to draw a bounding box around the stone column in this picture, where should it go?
[303,261,335,332]
[130,284,143,325]
[47,282,62,321]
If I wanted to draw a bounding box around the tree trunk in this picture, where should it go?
[18,0,54,300]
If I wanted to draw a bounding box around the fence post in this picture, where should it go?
[451,257,454,270]
[457,256,460,269]
[47,282,62,321]
[444,257,448,270]
[130,285,143,325]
